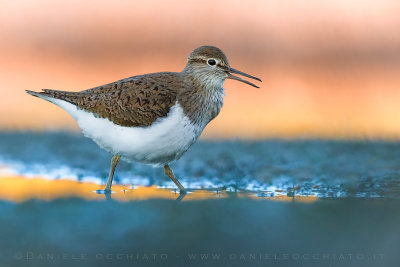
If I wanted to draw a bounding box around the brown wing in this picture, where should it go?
[33,72,180,127]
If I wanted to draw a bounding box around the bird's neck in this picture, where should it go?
[178,71,225,128]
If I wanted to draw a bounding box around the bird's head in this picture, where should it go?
[184,45,261,88]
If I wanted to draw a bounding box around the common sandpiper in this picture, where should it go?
[26,46,261,195]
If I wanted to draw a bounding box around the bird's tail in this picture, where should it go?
[26,89,78,105]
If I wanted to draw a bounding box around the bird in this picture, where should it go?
[26,45,261,195]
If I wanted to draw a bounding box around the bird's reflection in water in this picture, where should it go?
[175,191,187,202]
[0,176,318,203]
[97,189,187,202]
[94,186,190,201]
[95,189,114,202]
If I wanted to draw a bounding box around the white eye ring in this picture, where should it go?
[207,58,217,66]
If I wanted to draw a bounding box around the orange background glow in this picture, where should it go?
[1,0,400,139]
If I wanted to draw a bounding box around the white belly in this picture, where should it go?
[47,98,202,166]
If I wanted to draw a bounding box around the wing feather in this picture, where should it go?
[28,72,181,127]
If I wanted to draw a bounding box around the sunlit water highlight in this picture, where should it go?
[0,176,320,203]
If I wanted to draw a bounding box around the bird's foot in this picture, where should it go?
[95,188,112,195]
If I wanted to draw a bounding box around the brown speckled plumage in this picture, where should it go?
[27,46,231,128]
[28,71,222,128]
[37,73,181,127]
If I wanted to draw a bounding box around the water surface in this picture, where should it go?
[0,132,400,266]
[0,132,399,199]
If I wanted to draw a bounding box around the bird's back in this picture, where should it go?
[27,72,184,127]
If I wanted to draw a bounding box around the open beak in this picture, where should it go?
[226,67,262,88]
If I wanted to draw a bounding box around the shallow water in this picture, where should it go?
[0,131,400,199]
[1,132,400,266]
[0,198,399,267]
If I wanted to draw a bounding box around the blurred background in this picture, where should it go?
[1,0,400,139]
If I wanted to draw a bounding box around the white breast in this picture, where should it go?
[44,97,202,166]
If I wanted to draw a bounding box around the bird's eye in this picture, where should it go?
[207,59,216,66]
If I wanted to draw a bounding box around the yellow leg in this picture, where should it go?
[164,164,186,194]
[104,154,120,193]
